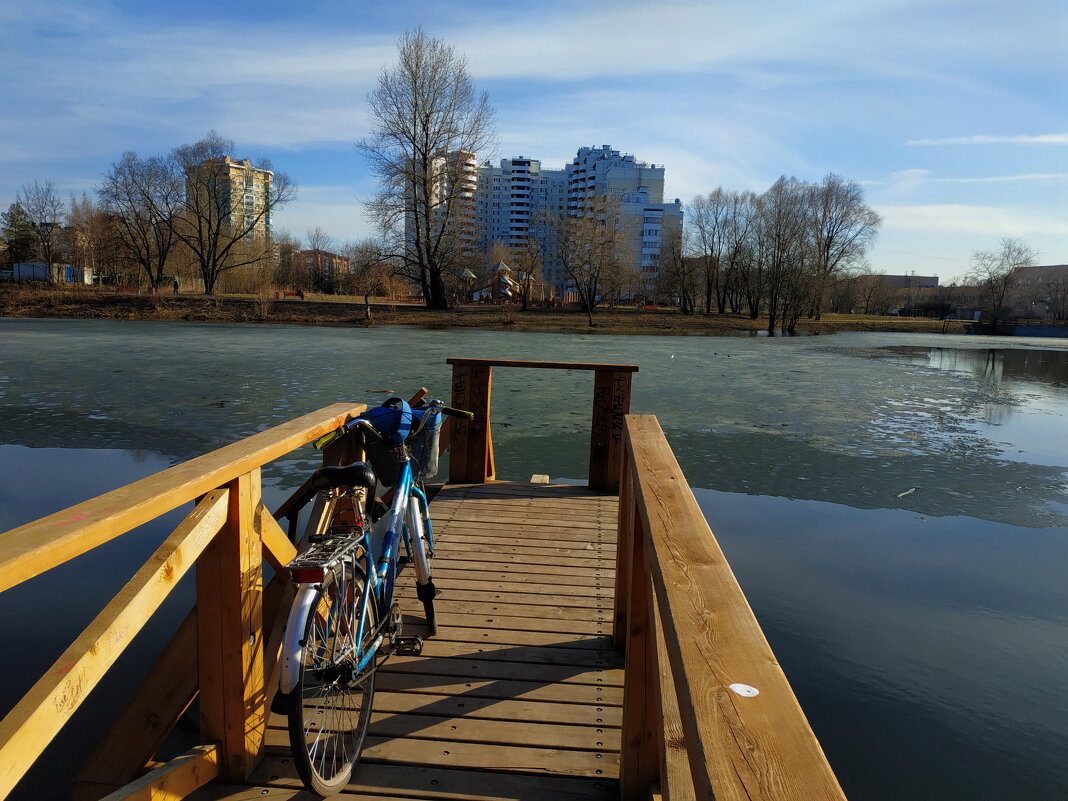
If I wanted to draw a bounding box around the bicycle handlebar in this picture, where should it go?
[440,406,474,420]
[313,400,473,451]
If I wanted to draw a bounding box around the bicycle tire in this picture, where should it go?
[288,563,376,795]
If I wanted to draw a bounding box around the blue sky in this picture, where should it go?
[1,0,1065,280]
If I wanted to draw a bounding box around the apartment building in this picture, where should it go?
[475,157,570,287]
[186,156,274,238]
[475,145,682,295]
[295,249,350,292]
[404,150,479,259]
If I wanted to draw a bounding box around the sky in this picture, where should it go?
[1,0,1065,282]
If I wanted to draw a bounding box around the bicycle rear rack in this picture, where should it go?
[285,536,364,584]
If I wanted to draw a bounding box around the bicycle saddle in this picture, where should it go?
[310,461,377,491]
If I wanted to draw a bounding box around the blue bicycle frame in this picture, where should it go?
[350,453,433,672]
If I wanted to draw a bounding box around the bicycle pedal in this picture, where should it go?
[393,635,423,656]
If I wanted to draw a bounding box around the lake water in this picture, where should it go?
[1,317,1066,800]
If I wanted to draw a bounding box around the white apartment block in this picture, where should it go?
[475,157,570,288]
[475,145,682,295]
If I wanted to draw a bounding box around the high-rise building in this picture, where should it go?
[187,156,274,238]
[475,145,682,295]
[475,157,571,287]
[404,150,480,260]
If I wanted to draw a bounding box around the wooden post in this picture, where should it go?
[620,512,659,801]
[589,369,632,491]
[449,363,493,484]
[196,469,265,780]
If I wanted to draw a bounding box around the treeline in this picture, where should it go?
[659,174,882,332]
[1,131,295,295]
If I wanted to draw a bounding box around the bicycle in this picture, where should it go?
[272,390,471,795]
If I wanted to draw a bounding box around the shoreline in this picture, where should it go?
[0,285,971,336]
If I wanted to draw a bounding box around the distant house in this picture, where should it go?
[296,249,350,293]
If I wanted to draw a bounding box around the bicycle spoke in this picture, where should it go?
[288,562,375,794]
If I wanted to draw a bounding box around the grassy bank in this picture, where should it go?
[0,284,970,335]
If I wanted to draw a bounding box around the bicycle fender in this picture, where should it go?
[279,584,318,695]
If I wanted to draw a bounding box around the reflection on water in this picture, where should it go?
[696,487,1068,800]
[0,446,191,801]
[879,345,1068,387]
[1,319,1067,800]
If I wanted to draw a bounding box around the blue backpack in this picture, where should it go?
[359,398,414,446]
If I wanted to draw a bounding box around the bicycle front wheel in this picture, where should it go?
[288,564,376,795]
[407,495,437,636]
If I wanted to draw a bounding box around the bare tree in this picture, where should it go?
[511,237,544,311]
[734,193,768,319]
[1042,273,1068,320]
[172,131,295,295]
[358,29,496,310]
[808,174,881,319]
[553,195,629,325]
[66,193,121,285]
[758,177,812,333]
[688,190,729,313]
[657,223,699,313]
[968,237,1037,328]
[99,151,185,291]
[17,180,65,281]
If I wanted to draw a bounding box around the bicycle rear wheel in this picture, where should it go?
[288,564,376,795]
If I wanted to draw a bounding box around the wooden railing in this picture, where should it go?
[0,403,367,801]
[615,415,848,801]
[446,357,638,491]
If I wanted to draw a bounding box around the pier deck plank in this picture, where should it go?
[193,481,621,801]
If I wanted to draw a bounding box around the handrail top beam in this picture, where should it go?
[0,402,366,595]
[623,413,847,800]
[447,357,638,372]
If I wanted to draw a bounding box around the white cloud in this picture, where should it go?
[887,169,930,194]
[907,134,1068,146]
[876,170,1068,192]
[931,173,1068,183]
[876,204,1068,236]
[272,185,372,244]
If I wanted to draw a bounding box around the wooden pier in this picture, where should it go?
[0,359,846,801]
